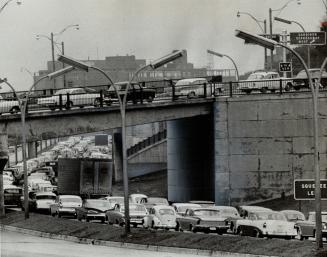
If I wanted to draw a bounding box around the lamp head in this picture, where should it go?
[47,66,75,80]
[235,29,276,50]
[207,49,224,58]
[150,50,184,69]
[274,16,292,24]
[58,55,89,71]
[0,78,7,83]
[16,1,22,5]
[237,11,240,17]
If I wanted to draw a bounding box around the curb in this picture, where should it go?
[0,225,278,257]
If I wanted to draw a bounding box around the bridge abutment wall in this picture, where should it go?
[214,93,327,205]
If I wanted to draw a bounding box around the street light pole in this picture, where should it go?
[51,32,56,88]
[207,50,239,81]
[58,51,184,235]
[0,66,75,219]
[0,0,21,15]
[235,29,323,249]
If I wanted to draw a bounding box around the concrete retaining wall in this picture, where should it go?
[214,93,327,205]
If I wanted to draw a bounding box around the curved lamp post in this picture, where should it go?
[237,11,267,69]
[274,17,311,68]
[235,29,323,249]
[0,0,21,14]
[0,66,75,219]
[36,24,79,88]
[58,50,184,235]
[269,0,301,69]
[207,50,239,82]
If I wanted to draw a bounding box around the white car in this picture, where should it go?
[50,195,82,218]
[171,203,201,216]
[0,95,20,115]
[34,192,56,212]
[129,193,147,204]
[238,71,292,94]
[37,87,101,110]
[175,78,217,98]
[235,210,297,239]
[143,205,177,230]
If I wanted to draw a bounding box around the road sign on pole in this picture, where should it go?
[290,32,326,45]
[279,62,292,72]
[294,179,327,200]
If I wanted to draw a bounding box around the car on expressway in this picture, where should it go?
[129,193,147,204]
[103,82,156,105]
[291,68,327,90]
[3,184,23,208]
[237,71,292,94]
[139,197,169,211]
[50,195,82,218]
[105,203,148,227]
[0,95,20,115]
[76,199,112,223]
[174,78,217,98]
[213,206,241,232]
[21,192,56,213]
[292,211,327,240]
[36,87,101,110]
[176,208,230,234]
[143,205,177,230]
[235,210,297,239]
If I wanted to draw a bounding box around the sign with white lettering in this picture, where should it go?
[294,179,327,200]
[279,62,292,72]
[290,32,326,45]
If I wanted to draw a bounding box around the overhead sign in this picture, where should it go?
[279,62,292,72]
[294,179,327,200]
[245,34,280,44]
[290,32,326,45]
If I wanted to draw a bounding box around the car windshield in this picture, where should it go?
[256,212,286,221]
[217,208,239,216]
[247,73,264,80]
[177,205,198,213]
[107,198,124,205]
[85,200,111,208]
[194,209,221,217]
[158,209,175,215]
[61,197,81,203]
[36,195,56,200]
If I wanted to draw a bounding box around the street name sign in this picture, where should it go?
[290,32,326,45]
[279,62,292,72]
[294,179,327,200]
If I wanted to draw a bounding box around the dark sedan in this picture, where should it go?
[76,199,112,223]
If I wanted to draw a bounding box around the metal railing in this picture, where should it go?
[0,77,325,116]
[127,129,167,157]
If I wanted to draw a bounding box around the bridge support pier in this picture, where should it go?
[27,141,37,159]
[112,129,123,183]
[167,115,214,203]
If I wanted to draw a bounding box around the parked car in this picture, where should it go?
[37,87,100,110]
[140,197,169,210]
[76,199,112,223]
[175,78,219,98]
[3,184,22,208]
[129,193,147,204]
[237,71,292,94]
[103,82,155,105]
[213,206,241,232]
[50,195,82,218]
[293,211,327,240]
[0,95,20,115]
[106,203,148,227]
[235,210,297,239]
[188,200,215,207]
[237,206,272,218]
[143,205,177,230]
[291,68,327,90]
[176,208,229,234]
[172,203,201,216]
[28,192,56,213]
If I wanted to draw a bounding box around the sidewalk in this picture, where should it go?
[0,212,317,257]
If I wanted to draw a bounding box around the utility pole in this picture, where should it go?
[269,8,274,70]
[62,42,66,88]
[0,133,9,218]
[51,32,56,89]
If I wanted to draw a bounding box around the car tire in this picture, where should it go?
[285,83,293,91]
[10,106,20,114]
[254,229,262,238]
[270,89,276,93]
[133,223,137,228]
[65,101,73,110]
[187,91,196,99]
[49,105,56,111]
[237,226,244,236]
[151,221,156,229]
[175,222,180,232]
[94,98,101,107]
[243,89,251,94]
[294,86,301,91]
[260,87,268,93]
[147,96,154,103]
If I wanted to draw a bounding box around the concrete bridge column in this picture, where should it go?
[167,115,214,203]
[112,129,123,182]
[27,141,37,159]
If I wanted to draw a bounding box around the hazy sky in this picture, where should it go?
[0,0,325,90]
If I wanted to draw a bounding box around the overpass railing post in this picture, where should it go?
[140,84,144,104]
[66,93,70,109]
[59,94,63,110]
[99,90,103,107]
[229,81,233,97]
[279,79,283,95]
[171,79,176,101]
[203,82,207,98]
